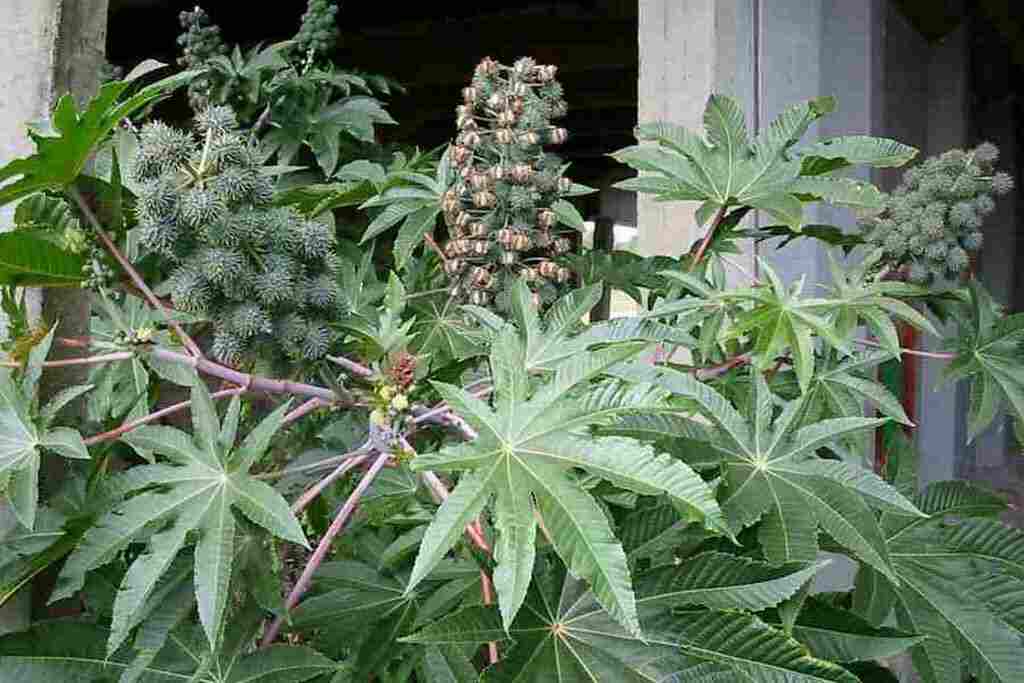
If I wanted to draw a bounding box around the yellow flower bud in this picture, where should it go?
[392,394,409,411]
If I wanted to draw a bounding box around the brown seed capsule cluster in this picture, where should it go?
[440,56,577,308]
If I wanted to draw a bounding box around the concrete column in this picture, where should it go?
[636,0,756,277]
[0,0,109,635]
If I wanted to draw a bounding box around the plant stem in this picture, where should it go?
[148,346,352,403]
[854,338,956,360]
[688,204,729,272]
[261,451,392,647]
[69,187,204,358]
[282,398,328,426]
[84,387,245,446]
[691,354,750,380]
[424,233,448,264]
[0,351,133,369]
[480,569,499,664]
[255,449,368,481]
[325,355,375,379]
[291,451,370,515]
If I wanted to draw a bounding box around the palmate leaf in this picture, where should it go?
[1,326,91,529]
[862,496,1024,683]
[406,564,854,683]
[943,281,1024,441]
[52,381,305,652]
[0,619,338,683]
[724,260,851,392]
[0,67,198,207]
[408,323,724,635]
[615,364,920,582]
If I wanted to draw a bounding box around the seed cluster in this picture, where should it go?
[176,6,228,110]
[294,0,341,59]
[441,57,576,308]
[861,142,1013,285]
[133,107,340,366]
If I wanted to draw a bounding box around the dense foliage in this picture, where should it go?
[1,5,1023,682]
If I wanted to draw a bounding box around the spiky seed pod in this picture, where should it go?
[306,274,340,309]
[468,222,489,238]
[181,188,227,228]
[250,175,275,206]
[137,178,180,221]
[211,331,245,367]
[254,263,297,306]
[469,290,492,306]
[462,86,479,104]
[553,237,572,254]
[206,133,249,171]
[534,230,552,248]
[229,303,273,339]
[510,97,525,115]
[518,131,540,147]
[511,82,529,97]
[455,211,473,229]
[992,172,1014,195]
[195,105,238,136]
[135,123,197,181]
[138,218,183,258]
[295,219,334,260]
[974,195,996,216]
[499,251,518,266]
[301,322,332,361]
[489,165,507,182]
[168,265,212,314]
[471,240,491,256]
[520,266,540,282]
[538,209,557,228]
[211,166,256,203]
[444,258,467,275]
[925,242,948,262]
[973,142,1000,165]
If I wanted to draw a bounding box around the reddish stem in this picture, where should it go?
[261,451,392,648]
[1,351,133,369]
[290,452,369,515]
[480,569,499,664]
[688,205,729,272]
[69,187,204,359]
[282,398,328,426]
[325,355,375,379]
[84,387,246,446]
[149,347,352,403]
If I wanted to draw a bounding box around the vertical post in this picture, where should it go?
[0,0,109,634]
[636,0,756,277]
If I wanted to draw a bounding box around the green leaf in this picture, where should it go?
[943,282,1024,441]
[361,200,426,243]
[39,427,89,461]
[0,233,86,287]
[225,645,337,683]
[637,552,825,611]
[670,610,859,682]
[55,391,305,649]
[762,598,923,662]
[796,136,918,175]
[0,69,199,207]
[552,199,586,230]
[394,205,440,269]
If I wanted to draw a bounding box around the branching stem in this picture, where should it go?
[84,387,246,446]
[261,451,392,648]
[68,187,204,358]
[1,351,133,369]
[689,204,729,271]
[854,338,956,360]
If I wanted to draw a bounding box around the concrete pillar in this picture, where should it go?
[636,0,756,279]
[0,0,109,635]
